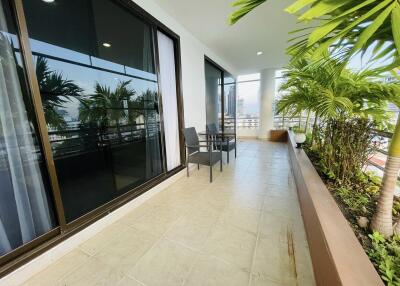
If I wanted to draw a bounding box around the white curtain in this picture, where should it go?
[0,1,52,255]
[157,31,181,171]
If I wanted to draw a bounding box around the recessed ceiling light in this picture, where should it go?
[42,0,55,2]
[102,42,111,48]
[257,51,263,56]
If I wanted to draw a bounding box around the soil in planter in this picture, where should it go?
[304,146,400,286]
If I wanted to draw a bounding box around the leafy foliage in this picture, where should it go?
[277,58,398,130]
[310,118,376,184]
[79,80,136,127]
[368,232,400,286]
[336,186,370,213]
[36,57,83,130]
[229,0,400,70]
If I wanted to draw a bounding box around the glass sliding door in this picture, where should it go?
[205,59,236,133]
[0,0,56,256]
[22,0,164,222]
[205,60,222,131]
[157,31,181,171]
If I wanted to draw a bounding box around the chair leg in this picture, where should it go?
[227,150,230,164]
[187,163,189,177]
[220,157,223,172]
[235,145,237,158]
[210,164,213,182]
[197,163,200,170]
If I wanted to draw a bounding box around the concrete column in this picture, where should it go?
[258,68,276,139]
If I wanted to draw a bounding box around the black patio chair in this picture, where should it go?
[205,123,237,164]
[183,127,222,182]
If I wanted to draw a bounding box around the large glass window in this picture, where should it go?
[0,0,56,256]
[237,74,260,131]
[22,0,164,222]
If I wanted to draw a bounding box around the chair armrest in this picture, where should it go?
[186,144,210,148]
[198,139,222,144]
[221,132,236,136]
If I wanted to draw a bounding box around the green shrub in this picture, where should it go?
[335,186,371,215]
[368,232,400,286]
[312,118,375,184]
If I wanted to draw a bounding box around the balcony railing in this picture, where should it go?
[237,116,259,129]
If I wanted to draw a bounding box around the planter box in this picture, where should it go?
[269,129,288,142]
[287,131,383,286]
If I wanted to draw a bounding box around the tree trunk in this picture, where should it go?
[311,113,318,145]
[370,116,400,237]
[304,110,311,133]
[298,113,302,128]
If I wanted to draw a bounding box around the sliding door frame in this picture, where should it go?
[204,56,236,133]
[0,0,185,277]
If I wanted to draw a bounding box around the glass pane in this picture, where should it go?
[0,0,56,256]
[224,73,236,132]
[205,61,222,131]
[23,0,164,222]
[237,75,260,130]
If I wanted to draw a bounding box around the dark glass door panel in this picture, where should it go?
[205,61,222,131]
[0,0,57,256]
[22,0,164,222]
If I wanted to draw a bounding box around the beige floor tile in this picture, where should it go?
[252,235,297,285]
[217,207,261,234]
[164,208,220,250]
[129,239,199,286]
[184,254,250,286]
[126,204,182,237]
[94,226,159,274]
[116,276,145,286]
[21,250,90,286]
[62,257,125,286]
[203,222,257,271]
[262,196,299,220]
[259,211,293,239]
[250,275,289,286]
[18,140,315,286]
[79,222,132,256]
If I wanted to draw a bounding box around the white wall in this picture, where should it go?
[132,0,237,132]
[258,68,276,139]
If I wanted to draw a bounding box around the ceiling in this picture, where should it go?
[152,0,301,74]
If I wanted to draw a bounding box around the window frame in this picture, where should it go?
[0,0,185,276]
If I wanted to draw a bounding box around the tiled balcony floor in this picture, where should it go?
[21,140,315,286]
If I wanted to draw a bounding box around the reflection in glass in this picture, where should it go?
[23,0,163,222]
[0,0,56,256]
[205,61,222,131]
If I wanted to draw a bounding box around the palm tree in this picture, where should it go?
[278,59,355,142]
[36,57,83,130]
[79,80,136,142]
[229,0,400,69]
[230,0,400,237]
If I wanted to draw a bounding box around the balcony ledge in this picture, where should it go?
[288,131,383,286]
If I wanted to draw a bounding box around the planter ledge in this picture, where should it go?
[287,131,383,286]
